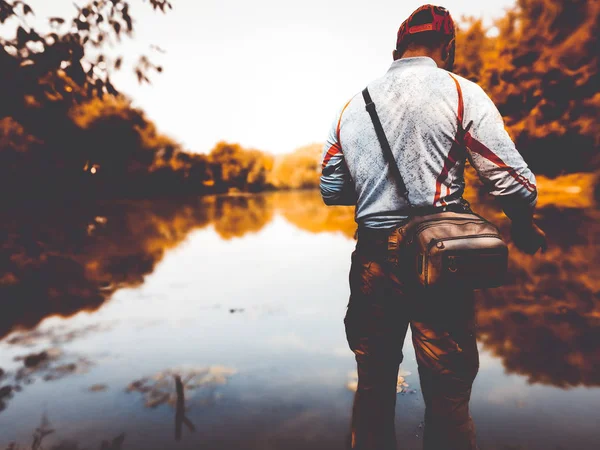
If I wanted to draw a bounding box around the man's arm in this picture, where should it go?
[320,102,356,206]
[464,85,547,254]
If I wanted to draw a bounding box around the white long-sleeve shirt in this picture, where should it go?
[320,57,538,229]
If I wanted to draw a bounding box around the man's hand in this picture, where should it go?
[511,222,548,255]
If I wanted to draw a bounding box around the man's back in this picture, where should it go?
[321,56,537,229]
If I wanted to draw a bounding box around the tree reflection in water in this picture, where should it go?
[1,191,599,389]
[475,206,600,387]
[2,412,125,450]
[174,375,196,442]
[126,366,236,409]
[127,366,236,442]
[0,345,96,413]
[0,198,214,338]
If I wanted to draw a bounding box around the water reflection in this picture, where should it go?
[475,206,600,387]
[126,366,236,409]
[174,375,196,442]
[28,413,54,450]
[2,413,126,450]
[0,193,350,340]
[127,366,235,443]
[212,195,275,239]
[5,324,113,347]
[1,190,599,394]
[0,200,212,339]
[0,346,95,413]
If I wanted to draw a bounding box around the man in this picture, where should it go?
[320,4,547,450]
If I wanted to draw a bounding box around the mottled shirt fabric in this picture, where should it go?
[320,57,538,229]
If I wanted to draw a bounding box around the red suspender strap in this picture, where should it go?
[433,74,470,206]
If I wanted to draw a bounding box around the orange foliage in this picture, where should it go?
[474,205,600,386]
[209,141,274,192]
[0,199,214,338]
[211,195,275,239]
[268,144,322,190]
[535,172,598,208]
[455,0,600,176]
[273,191,356,238]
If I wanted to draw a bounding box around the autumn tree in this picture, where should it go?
[455,0,599,176]
[268,144,322,190]
[0,0,172,118]
[0,1,220,200]
[209,142,274,192]
[454,17,495,84]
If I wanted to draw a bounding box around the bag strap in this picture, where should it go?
[362,87,412,208]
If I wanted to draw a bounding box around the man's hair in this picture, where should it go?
[396,6,455,57]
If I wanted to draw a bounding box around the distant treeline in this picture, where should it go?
[0,95,321,200]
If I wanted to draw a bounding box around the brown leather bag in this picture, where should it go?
[362,87,508,289]
[400,211,507,288]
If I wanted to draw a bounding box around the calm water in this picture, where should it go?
[1,191,599,450]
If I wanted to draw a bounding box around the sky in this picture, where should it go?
[24,0,517,154]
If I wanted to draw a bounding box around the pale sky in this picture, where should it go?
[24,0,516,154]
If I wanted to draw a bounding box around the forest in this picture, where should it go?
[0,0,598,202]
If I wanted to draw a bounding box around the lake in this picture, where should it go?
[1,191,599,450]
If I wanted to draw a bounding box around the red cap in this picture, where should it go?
[396,4,455,52]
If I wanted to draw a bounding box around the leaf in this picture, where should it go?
[114,57,122,70]
[71,42,84,61]
[22,3,34,15]
[135,68,143,83]
[16,26,28,46]
[105,77,118,95]
[29,29,42,42]
[0,3,16,24]
[49,17,65,25]
[95,79,104,97]
[123,14,132,32]
[75,19,90,31]
[65,61,86,85]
